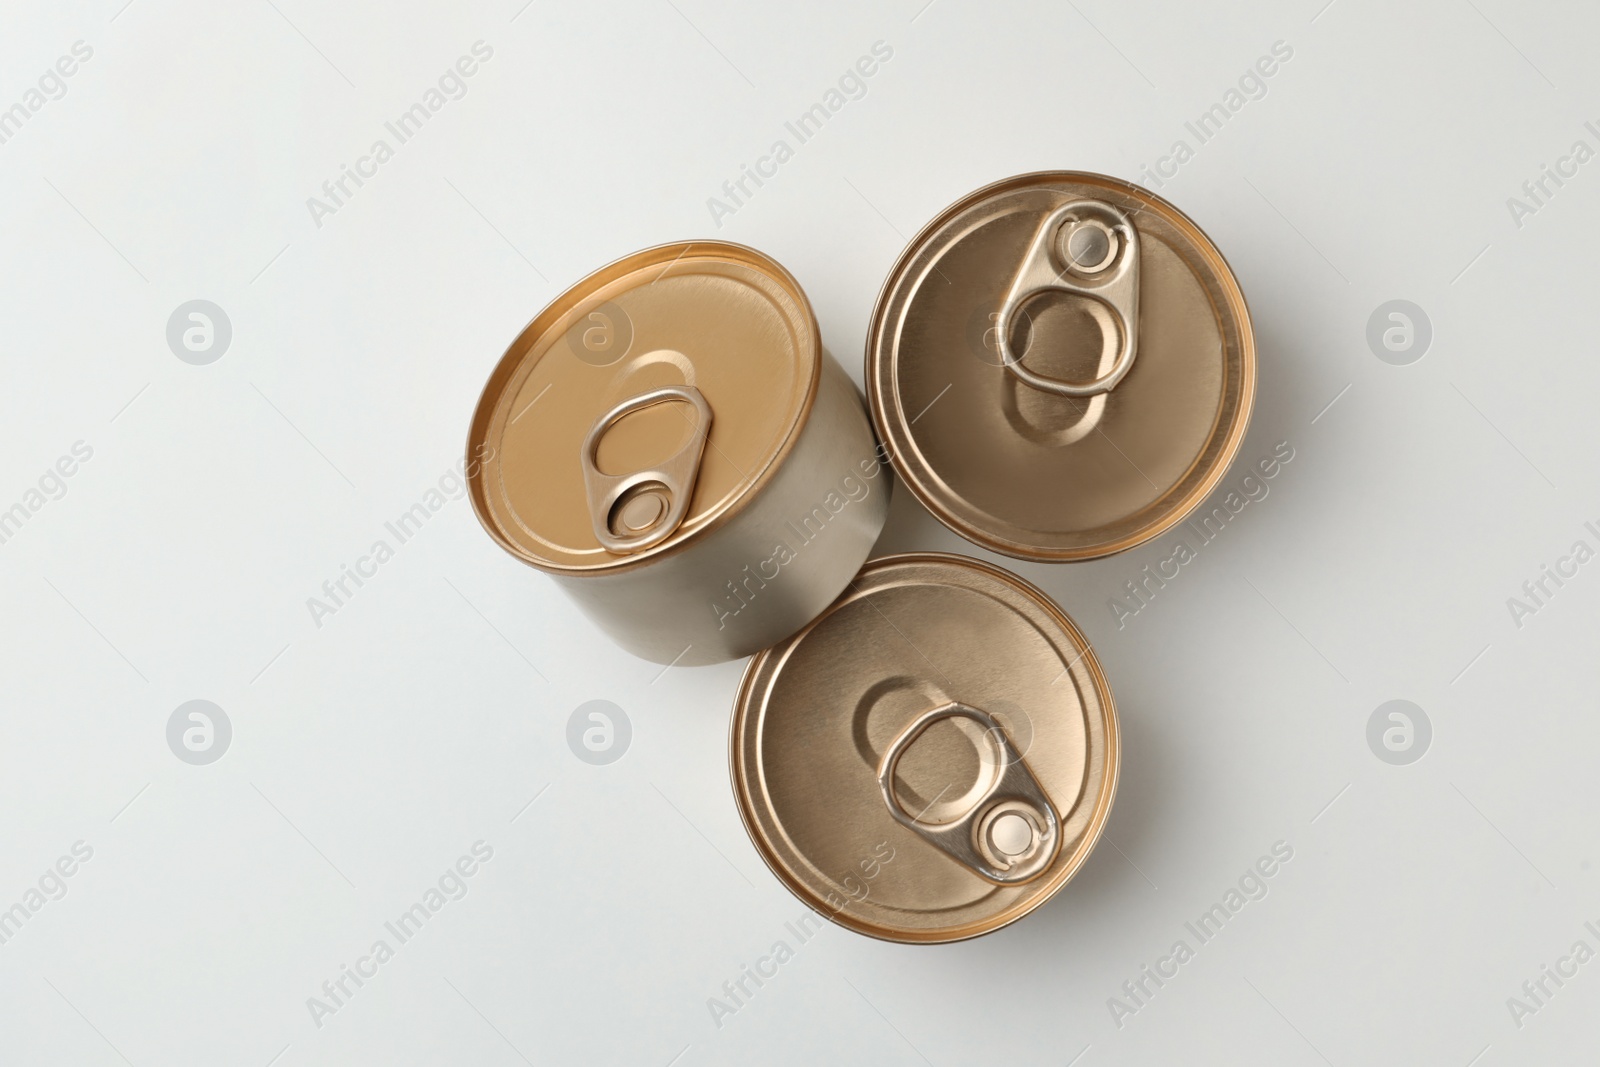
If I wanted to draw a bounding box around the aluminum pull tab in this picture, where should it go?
[580,385,712,554]
[877,702,1061,885]
[997,199,1140,398]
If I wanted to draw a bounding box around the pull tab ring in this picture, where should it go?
[877,702,1061,885]
[580,385,712,554]
[996,199,1141,398]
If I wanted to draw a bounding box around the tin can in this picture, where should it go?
[867,171,1256,561]
[730,553,1118,943]
[467,242,890,665]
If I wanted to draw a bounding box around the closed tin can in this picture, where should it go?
[731,553,1118,943]
[467,242,890,665]
[867,171,1256,561]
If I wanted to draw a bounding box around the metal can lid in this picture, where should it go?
[867,172,1256,561]
[468,242,820,574]
[730,553,1118,943]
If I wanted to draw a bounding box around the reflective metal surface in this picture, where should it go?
[867,171,1256,562]
[999,199,1140,398]
[877,702,1061,885]
[730,553,1118,943]
[580,385,711,554]
[552,356,889,664]
[468,242,889,663]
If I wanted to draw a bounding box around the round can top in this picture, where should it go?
[468,242,820,574]
[867,172,1256,561]
[730,553,1118,944]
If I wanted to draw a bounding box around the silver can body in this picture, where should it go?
[554,355,890,665]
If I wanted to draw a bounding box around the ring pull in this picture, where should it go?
[580,385,712,554]
[877,702,1060,885]
[996,199,1141,398]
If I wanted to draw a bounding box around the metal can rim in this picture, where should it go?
[864,170,1258,562]
[467,240,823,577]
[728,551,1121,944]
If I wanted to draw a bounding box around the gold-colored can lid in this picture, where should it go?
[468,242,820,573]
[730,553,1118,943]
[867,172,1256,561]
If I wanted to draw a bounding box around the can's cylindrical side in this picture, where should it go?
[553,354,889,664]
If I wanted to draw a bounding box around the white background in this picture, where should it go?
[2,0,1597,1064]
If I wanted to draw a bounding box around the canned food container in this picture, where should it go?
[731,553,1118,943]
[867,171,1256,561]
[467,242,890,665]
